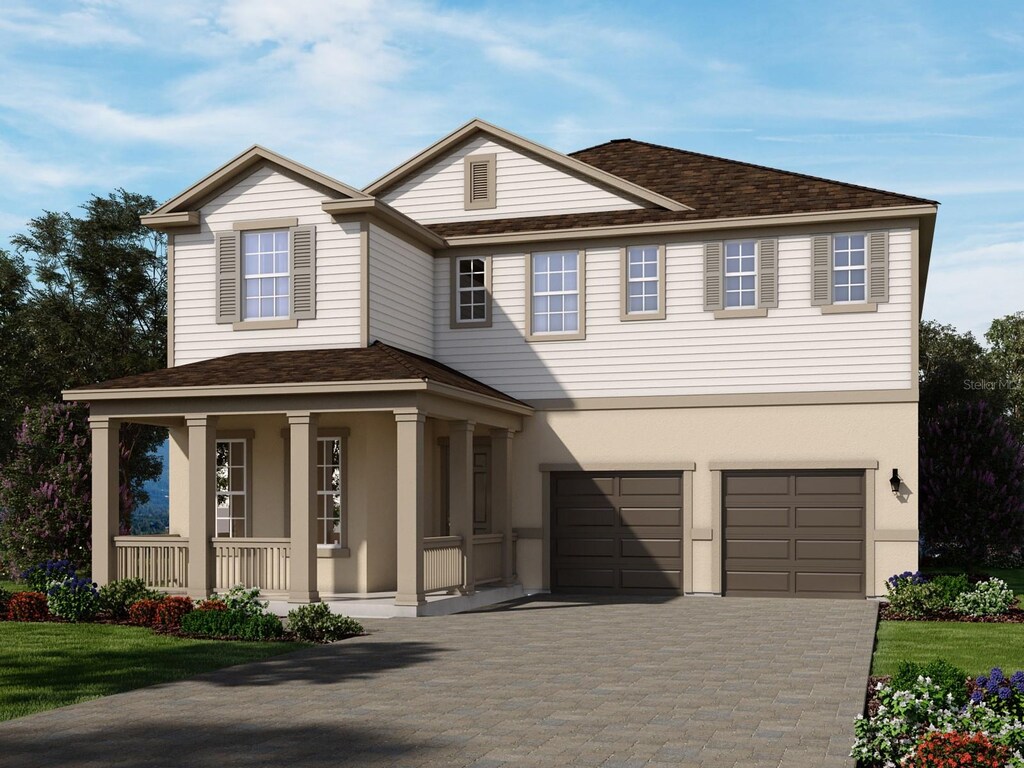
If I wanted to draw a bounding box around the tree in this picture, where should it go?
[0,404,95,574]
[986,312,1024,434]
[919,401,1024,564]
[1,190,167,530]
[919,320,1007,418]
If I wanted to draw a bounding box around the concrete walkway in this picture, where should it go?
[0,596,877,767]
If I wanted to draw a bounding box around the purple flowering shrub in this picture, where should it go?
[0,403,128,575]
[968,668,1024,715]
[21,558,77,593]
[46,576,100,622]
[920,401,1024,565]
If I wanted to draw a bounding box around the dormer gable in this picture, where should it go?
[363,118,690,225]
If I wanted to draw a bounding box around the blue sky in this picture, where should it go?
[0,0,1021,338]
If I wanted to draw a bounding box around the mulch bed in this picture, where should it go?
[865,676,891,717]
[880,605,1024,623]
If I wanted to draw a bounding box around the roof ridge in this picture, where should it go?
[570,138,938,207]
[370,341,428,381]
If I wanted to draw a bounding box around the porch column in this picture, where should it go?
[395,410,426,606]
[491,428,515,585]
[288,412,319,603]
[89,416,120,586]
[186,414,218,599]
[449,420,475,595]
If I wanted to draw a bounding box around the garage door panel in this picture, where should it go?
[795,539,863,561]
[620,507,681,528]
[725,475,789,495]
[725,507,790,528]
[551,471,684,596]
[620,538,681,559]
[726,571,790,593]
[554,475,614,497]
[556,507,616,528]
[795,474,864,496]
[794,572,863,594]
[724,470,865,599]
[795,507,863,528]
[620,569,681,590]
[727,539,790,560]
[555,538,616,558]
[620,476,681,496]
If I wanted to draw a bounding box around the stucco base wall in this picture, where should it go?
[509,401,918,598]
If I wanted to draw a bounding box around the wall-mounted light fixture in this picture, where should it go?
[890,468,902,495]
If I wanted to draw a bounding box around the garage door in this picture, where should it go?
[723,470,865,598]
[550,472,683,595]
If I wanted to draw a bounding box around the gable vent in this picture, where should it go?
[464,153,496,210]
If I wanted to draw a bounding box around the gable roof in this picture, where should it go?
[362,118,690,213]
[65,341,526,407]
[142,145,372,229]
[426,138,938,239]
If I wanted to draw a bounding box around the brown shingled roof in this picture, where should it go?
[427,139,936,238]
[72,341,525,406]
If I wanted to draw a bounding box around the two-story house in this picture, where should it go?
[67,119,936,616]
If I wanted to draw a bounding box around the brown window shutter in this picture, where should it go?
[291,225,316,320]
[758,238,778,308]
[214,231,240,324]
[867,231,889,303]
[811,234,832,306]
[703,241,724,311]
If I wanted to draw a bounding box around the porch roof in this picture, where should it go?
[65,341,526,408]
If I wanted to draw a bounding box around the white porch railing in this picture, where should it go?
[423,536,463,593]
[472,533,504,586]
[212,538,291,594]
[114,536,189,590]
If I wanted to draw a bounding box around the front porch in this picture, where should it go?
[70,345,533,617]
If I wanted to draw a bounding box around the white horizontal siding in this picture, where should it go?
[433,230,914,400]
[173,165,362,366]
[367,224,434,357]
[381,135,645,224]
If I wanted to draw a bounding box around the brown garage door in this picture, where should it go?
[551,472,683,595]
[723,470,865,598]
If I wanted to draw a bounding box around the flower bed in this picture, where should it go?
[883,571,1018,621]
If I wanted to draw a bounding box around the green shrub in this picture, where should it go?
[953,578,1017,617]
[885,571,974,617]
[99,578,162,619]
[928,573,972,606]
[287,603,363,643]
[891,659,969,707]
[46,576,100,622]
[0,587,11,618]
[207,585,268,617]
[179,608,284,640]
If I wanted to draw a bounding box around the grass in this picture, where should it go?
[0,622,302,721]
[0,580,27,593]
[873,621,1024,676]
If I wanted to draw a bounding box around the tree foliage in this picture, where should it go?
[919,400,1024,564]
[0,190,167,537]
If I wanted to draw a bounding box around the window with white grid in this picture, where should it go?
[317,437,343,547]
[215,440,247,537]
[532,251,579,334]
[455,257,487,323]
[626,245,660,314]
[242,230,289,320]
[833,234,866,303]
[724,240,757,308]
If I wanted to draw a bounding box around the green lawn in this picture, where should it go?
[873,621,1024,676]
[0,622,302,721]
[0,579,27,592]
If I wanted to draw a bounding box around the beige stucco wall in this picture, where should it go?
[508,400,918,598]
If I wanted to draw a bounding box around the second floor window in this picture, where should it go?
[532,251,579,334]
[242,230,289,320]
[833,234,866,303]
[724,240,756,308]
[456,257,487,323]
[626,245,660,314]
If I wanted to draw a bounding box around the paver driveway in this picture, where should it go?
[0,596,877,768]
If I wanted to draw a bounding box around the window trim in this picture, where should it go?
[464,153,496,210]
[449,255,493,329]
[525,249,586,342]
[620,244,666,322]
[214,431,254,539]
[722,238,758,311]
[240,227,291,323]
[831,232,869,305]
